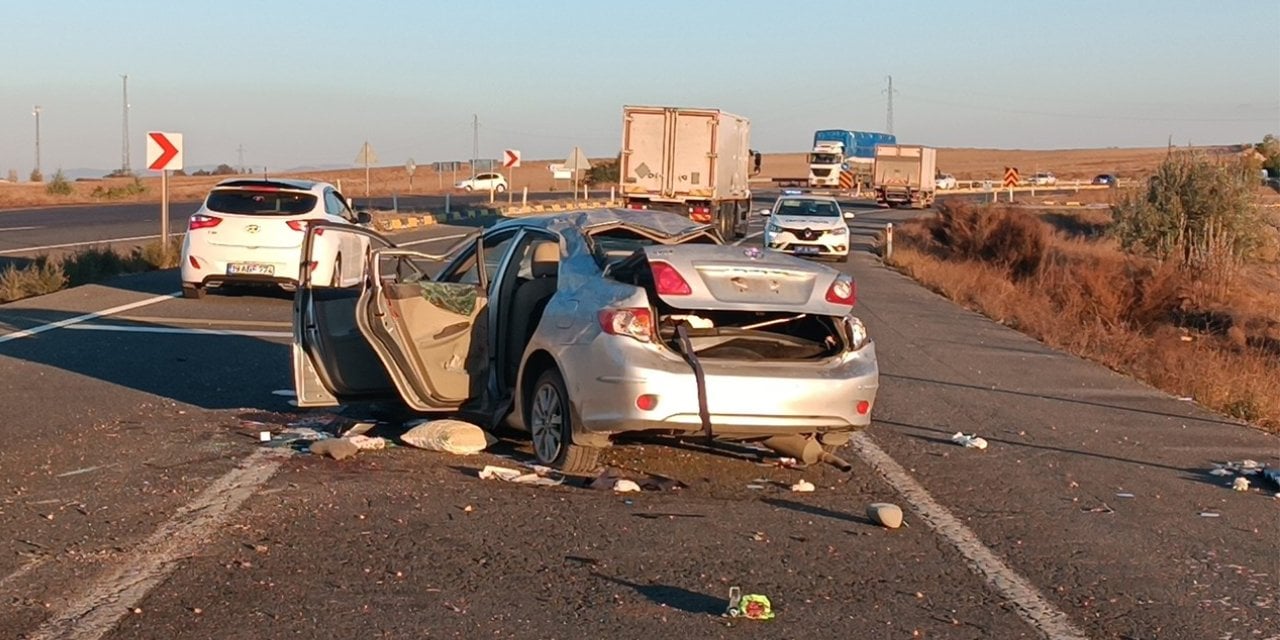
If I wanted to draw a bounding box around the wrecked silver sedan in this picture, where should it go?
[292,209,879,472]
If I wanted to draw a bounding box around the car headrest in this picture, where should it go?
[531,241,559,278]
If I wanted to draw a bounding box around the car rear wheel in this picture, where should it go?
[181,284,205,299]
[463,186,473,192]
[495,184,507,193]
[528,368,600,474]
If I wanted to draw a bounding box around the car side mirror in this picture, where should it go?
[356,211,372,225]
[758,209,772,216]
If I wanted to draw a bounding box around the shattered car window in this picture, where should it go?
[416,281,479,316]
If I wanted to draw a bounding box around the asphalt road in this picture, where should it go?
[0,202,1275,640]
[0,192,562,260]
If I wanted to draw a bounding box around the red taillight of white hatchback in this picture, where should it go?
[286,220,323,235]
[598,308,653,342]
[188,214,222,231]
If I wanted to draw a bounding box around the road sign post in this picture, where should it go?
[565,146,590,202]
[1003,166,1020,203]
[355,142,378,202]
[146,132,183,258]
[503,149,521,205]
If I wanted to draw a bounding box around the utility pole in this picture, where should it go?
[32,105,42,179]
[884,75,897,135]
[472,114,479,179]
[120,74,132,175]
[237,144,246,174]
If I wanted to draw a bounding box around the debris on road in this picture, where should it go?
[309,438,358,461]
[257,431,271,443]
[951,432,988,450]
[477,465,564,487]
[789,479,816,493]
[725,587,775,620]
[587,467,686,492]
[342,421,376,437]
[867,502,904,529]
[347,435,387,451]
[1208,460,1277,492]
[401,419,495,455]
[1232,477,1251,492]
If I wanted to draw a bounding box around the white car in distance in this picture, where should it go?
[935,173,957,190]
[456,172,508,193]
[761,195,854,263]
[179,178,371,299]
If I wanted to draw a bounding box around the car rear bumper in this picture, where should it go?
[573,338,879,438]
[181,240,304,287]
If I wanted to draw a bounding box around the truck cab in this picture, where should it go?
[808,142,846,188]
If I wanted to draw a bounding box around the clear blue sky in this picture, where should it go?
[1,0,1276,174]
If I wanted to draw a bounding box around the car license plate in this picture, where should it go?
[227,262,274,276]
[794,246,820,256]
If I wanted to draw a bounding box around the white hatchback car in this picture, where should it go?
[179,178,371,299]
[761,195,854,262]
[456,172,507,193]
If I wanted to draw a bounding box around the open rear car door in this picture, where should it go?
[292,222,490,412]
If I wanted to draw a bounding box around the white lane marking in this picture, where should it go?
[115,315,291,328]
[62,324,292,339]
[0,225,41,232]
[733,231,764,246]
[398,232,469,247]
[271,389,296,397]
[849,432,1090,640]
[29,448,286,640]
[0,293,179,345]
[0,233,162,255]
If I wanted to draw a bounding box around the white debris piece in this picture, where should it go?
[951,432,989,450]
[789,479,816,493]
[613,479,642,493]
[478,465,563,487]
[401,419,496,455]
[347,435,387,451]
[1232,477,1250,492]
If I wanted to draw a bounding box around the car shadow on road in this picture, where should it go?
[880,419,1209,476]
[589,573,726,615]
[762,498,876,528]
[880,373,1242,429]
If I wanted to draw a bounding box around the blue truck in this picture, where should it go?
[808,130,897,189]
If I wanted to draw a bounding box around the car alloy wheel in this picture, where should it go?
[527,368,601,473]
[530,381,564,464]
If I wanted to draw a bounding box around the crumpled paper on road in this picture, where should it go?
[478,465,564,487]
[951,432,988,450]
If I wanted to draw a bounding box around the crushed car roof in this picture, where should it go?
[494,208,715,239]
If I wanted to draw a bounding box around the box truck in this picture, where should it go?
[620,105,752,239]
[873,144,937,208]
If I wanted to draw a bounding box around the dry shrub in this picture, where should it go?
[917,202,1047,280]
[0,258,67,302]
[890,204,1280,432]
[0,241,180,304]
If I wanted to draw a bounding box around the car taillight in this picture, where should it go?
[628,203,647,210]
[689,205,712,222]
[825,276,856,306]
[598,308,653,342]
[287,220,323,235]
[188,214,222,231]
[650,261,692,296]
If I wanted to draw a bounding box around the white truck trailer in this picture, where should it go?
[619,105,752,239]
[872,144,937,208]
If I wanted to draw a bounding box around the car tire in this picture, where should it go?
[495,184,507,193]
[528,367,600,474]
[463,186,473,192]
[181,284,205,299]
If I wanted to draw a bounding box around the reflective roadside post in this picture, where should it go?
[885,223,894,261]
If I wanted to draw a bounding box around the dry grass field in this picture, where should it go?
[886,202,1280,432]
